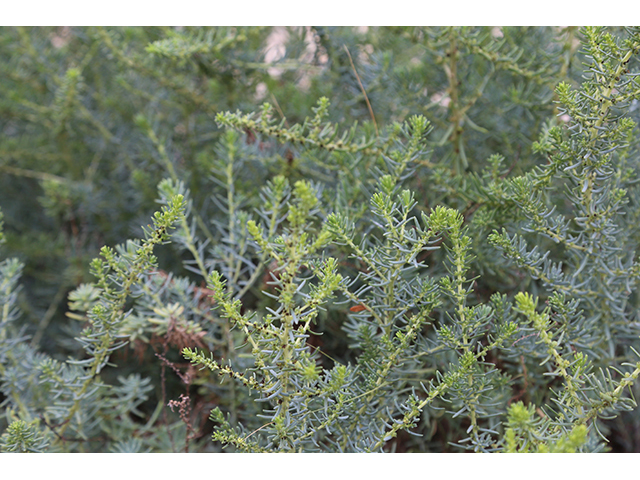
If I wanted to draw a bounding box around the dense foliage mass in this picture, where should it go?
[2,26,640,452]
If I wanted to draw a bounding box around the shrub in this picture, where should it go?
[2,26,640,452]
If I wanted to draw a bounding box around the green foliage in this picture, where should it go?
[2,26,640,452]
[0,418,49,453]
